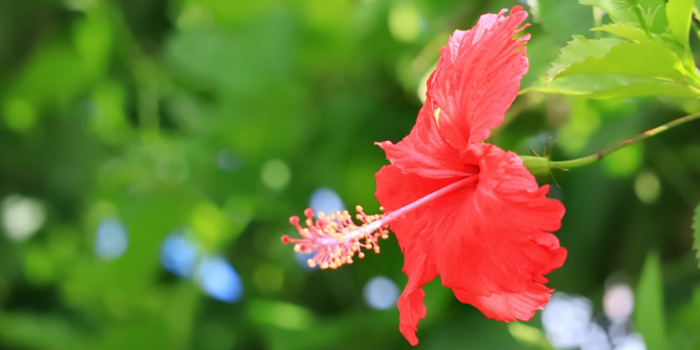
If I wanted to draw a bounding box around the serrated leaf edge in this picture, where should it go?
[545,36,623,83]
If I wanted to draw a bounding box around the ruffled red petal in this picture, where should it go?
[377,104,478,179]
[375,144,565,344]
[397,245,437,346]
[375,165,453,344]
[423,144,565,316]
[428,7,529,149]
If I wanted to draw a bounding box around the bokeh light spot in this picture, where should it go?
[2,195,46,242]
[388,3,423,42]
[190,202,229,250]
[294,250,317,271]
[94,218,128,259]
[195,255,243,303]
[309,187,345,216]
[160,229,200,277]
[217,150,244,172]
[613,333,646,350]
[363,276,399,310]
[604,283,634,323]
[634,170,661,204]
[603,143,642,177]
[507,323,548,347]
[542,292,594,348]
[3,98,37,132]
[578,323,610,350]
[261,159,291,191]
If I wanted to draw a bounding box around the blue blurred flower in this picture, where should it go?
[95,218,128,259]
[160,229,200,277]
[195,255,243,303]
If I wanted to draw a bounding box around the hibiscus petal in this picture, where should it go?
[375,165,450,344]
[428,6,530,148]
[377,104,477,179]
[452,282,553,321]
[397,247,437,346]
[420,144,565,320]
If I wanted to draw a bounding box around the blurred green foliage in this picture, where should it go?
[0,0,699,349]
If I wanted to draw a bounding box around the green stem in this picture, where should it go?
[593,8,603,40]
[629,1,653,39]
[551,111,700,170]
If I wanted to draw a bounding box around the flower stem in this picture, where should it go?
[551,111,700,170]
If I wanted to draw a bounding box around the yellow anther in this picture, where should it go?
[358,252,365,258]
[321,262,329,269]
[294,244,301,252]
[307,259,316,268]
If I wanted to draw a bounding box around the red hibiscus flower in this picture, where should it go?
[374,6,566,345]
[282,6,565,346]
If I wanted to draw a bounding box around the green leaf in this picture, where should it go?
[533,74,698,98]
[591,23,649,42]
[635,251,667,350]
[640,0,669,34]
[693,202,700,268]
[581,0,667,34]
[579,0,638,24]
[666,0,694,46]
[554,40,688,81]
[546,36,623,81]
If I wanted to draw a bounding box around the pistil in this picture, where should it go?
[282,175,479,269]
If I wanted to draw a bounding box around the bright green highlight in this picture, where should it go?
[634,170,662,204]
[261,159,292,191]
[602,143,642,177]
[3,98,37,132]
[635,251,667,350]
[388,3,422,42]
